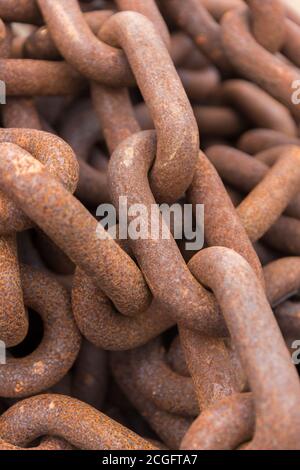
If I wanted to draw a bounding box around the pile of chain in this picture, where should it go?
[0,0,300,451]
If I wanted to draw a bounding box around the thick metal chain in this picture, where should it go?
[0,0,299,451]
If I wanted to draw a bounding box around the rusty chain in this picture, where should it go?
[0,0,299,452]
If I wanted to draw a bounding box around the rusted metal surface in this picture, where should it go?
[0,234,27,348]
[170,32,210,69]
[238,129,300,154]
[206,145,300,253]
[178,68,220,101]
[264,215,300,255]
[188,151,263,280]
[192,105,244,137]
[72,339,107,410]
[0,265,81,398]
[283,18,300,67]
[0,436,73,451]
[24,10,115,60]
[0,394,156,450]
[1,59,83,96]
[274,300,300,338]
[37,0,133,86]
[1,0,300,452]
[0,129,78,234]
[181,393,254,450]
[0,0,41,24]
[187,248,300,449]
[3,98,42,129]
[246,0,286,53]
[167,336,190,377]
[108,131,223,334]
[91,85,140,154]
[111,352,191,449]
[98,11,199,203]
[221,6,300,118]
[264,257,300,306]
[218,79,297,136]
[0,142,151,317]
[161,0,231,74]
[125,337,198,417]
[201,0,243,20]
[60,99,110,205]
[237,146,300,241]
[115,0,170,47]
[0,21,12,58]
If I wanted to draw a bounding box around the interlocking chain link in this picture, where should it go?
[0,0,299,452]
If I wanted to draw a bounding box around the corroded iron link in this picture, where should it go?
[0,0,300,452]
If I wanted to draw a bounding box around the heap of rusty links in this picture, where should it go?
[0,0,299,451]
